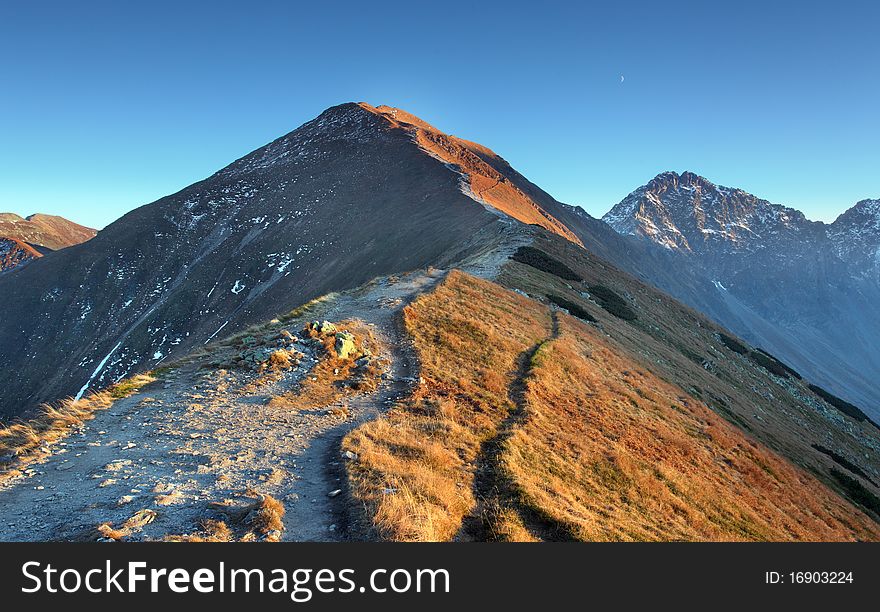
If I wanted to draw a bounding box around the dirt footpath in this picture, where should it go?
[0,270,443,542]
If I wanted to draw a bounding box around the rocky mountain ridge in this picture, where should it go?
[605,171,879,269]
[603,171,880,418]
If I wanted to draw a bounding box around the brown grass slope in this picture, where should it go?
[0,212,96,251]
[0,237,43,271]
[498,232,880,522]
[344,270,880,541]
[343,270,553,541]
[503,313,877,540]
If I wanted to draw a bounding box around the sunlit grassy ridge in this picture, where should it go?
[343,271,880,541]
[343,270,552,541]
[502,313,878,540]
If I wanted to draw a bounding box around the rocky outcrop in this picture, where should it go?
[334,332,355,359]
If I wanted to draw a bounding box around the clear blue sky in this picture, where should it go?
[1,1,877,228]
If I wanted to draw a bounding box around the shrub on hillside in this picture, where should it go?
[830,468,880,516]
[812,444,876,486]
[718,333,749,355]
[808,384,879,430]
[718,336,802,380]
[748,351,792,379]
[510,246,581,281]
[753,348,802,379]
[587,285,637,321]
[546,294,597,323]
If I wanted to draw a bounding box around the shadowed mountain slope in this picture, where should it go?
[0,103,507,420]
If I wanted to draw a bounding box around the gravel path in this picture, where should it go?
[0,270,444,542]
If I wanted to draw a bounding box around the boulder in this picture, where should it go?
[306,320,336,335]
[240,347,275,368]
[335,332,356,359]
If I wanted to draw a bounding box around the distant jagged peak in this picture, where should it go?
[646,170,722,192]
[643,170,771,207]
[604,171,811,253]
[828,198,880,267]
[832,198,880,229]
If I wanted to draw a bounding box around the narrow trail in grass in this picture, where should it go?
[457,310,571,541]
[0,271,443,542]
[305,271,442,540]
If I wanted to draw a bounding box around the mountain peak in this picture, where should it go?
[355,103,585,246]
[828,198,880,266]
[359,103,440,131]
[0,212,95,271]
[0,212,95,251]
[603,172,809,253]
[211,101,583,246]
[835,198,880,224]
[649,170,711,188]
[644,171,745,200]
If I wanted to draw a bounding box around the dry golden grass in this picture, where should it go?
[344,271,880,541]
[163,492,285,542]
[497,233,880,509]
[343,270,552,541]
[0,373,156,483]
[277,292,338,324]
[501,313,880,541]
[165,519,234,542]
[268,349,293,370]
[245,494,285,536]
[155,491,185,506]
[267,319,386,411]
[97,509,158,541]
[96,524,128,541]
